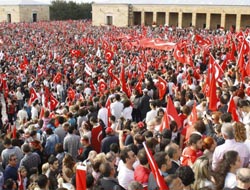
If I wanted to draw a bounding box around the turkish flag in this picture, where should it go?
[68,87,75,101]
[167,96,182,129]
[50,94,59,111]
[98,78,107,93]
[120,64,130,97]
[208,65,218,111]
[143,142,169,190]
[195,34,211,46]
[76,165,86,190]
[236,31,244,42]
[53,72,62,84]
[173,45,185,64]
[238,45,246,80]
[105,49,114,63]
[70,49,81,57]
[157,76,167,100]
[36,65,43,78]
[28,88,38,106]
[227,96,239,122]
[19,61,28,71]
[246,57,250,76]
[102,40,109,49]
[159,109,170,131]
[84,63,93,76]
[44,86,50,108]
[135,77,143,95]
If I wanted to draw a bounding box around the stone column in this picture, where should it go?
[141,11,145,25]
[236,13,241,32]
[206,13,211,29]
[178,12,182,28]
[165,12,169,26]
[153,11,157,23]
[192,12,196,27]
[221,13,225,28]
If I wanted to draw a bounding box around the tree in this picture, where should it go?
[50,0,92,20]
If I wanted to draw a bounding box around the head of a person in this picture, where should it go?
[175,166,195,187]
[48,155,59,171]
[203,136,217,152]
[220,113,232,123]
[165,174,184,190]
[137,148,148,166]
[191,156,210,186]
[120,147,136,165]
[165,143,181,160]
[99,162,115,177]
[4,178,17,190]
[188,133,203,150]
[221,122,235,140]
[21,143,31,154]
[233,122,247,142]
[236,168,250,189]
[127,181,144,190]
[193,120,206,134]
[8,154,17,166]
[62,154,75,169]
[154,151,172,173]
[36,174,49,189]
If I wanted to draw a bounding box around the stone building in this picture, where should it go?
[92,0,250,31]
[0,0,50,23]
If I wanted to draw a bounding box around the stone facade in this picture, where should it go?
[0,5,49,23]
[92,3,250,31]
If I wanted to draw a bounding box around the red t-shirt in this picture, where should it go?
[181,146,202,166]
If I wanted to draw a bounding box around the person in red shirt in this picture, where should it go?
[180,133,203,167]
[134,149,151,190]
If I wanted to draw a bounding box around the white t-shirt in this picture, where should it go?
[117,165,134,190]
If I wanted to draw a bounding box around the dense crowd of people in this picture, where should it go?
[0,19,250,190]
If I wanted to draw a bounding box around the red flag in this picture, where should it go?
[167,96,182,129]
[120,64,130,97]
[105,98,111,128]
[98,79,107,93]
[102,40,109,49]
[84,63,93,76]
[12,125,17,139]
[53,72,62,84]
[68,87,75,101]
[50,94,59,111]
[28,88,38,106]
[195,34,211,46]
[159,110,170,132]
[189,101,198,125]
[70,49,81,57]
[105,49,114,63]
[44,86,50,108]
[76,165,86,190]
[208,66,218,111]
[227,96,239,122]
[142,142,169,190]
[36,65,43,78]
[246,57,250,76]
[157,76,167,100]
[19,61,28,71]
[173,45,185,64]
[39,107,45,119]
[238,44,246,80]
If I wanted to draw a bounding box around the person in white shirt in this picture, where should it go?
[145,100,158,124]
[118,147,136,190]
[110,94,124,121]
[97,100,108,128]
[122,99,133,121]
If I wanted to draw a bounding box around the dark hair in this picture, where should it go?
[188,133,202,146]
[55,143,64,153]
[99,162,112,177]
[22,143,31,153]
[48,155,58,165]
[120,147,132,163]
[193,120,206,134]
[3,138,11,145]
[4,178,15,189]
[213,150,239,190]
[86,173,95,188]
[36,174,48,188]
[137,149,148,165]
[176,166,195,186]
[110,143,120,154]
[154,151,168,169]
[220,113,232,123]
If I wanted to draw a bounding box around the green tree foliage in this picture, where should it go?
[50,0,92,20]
